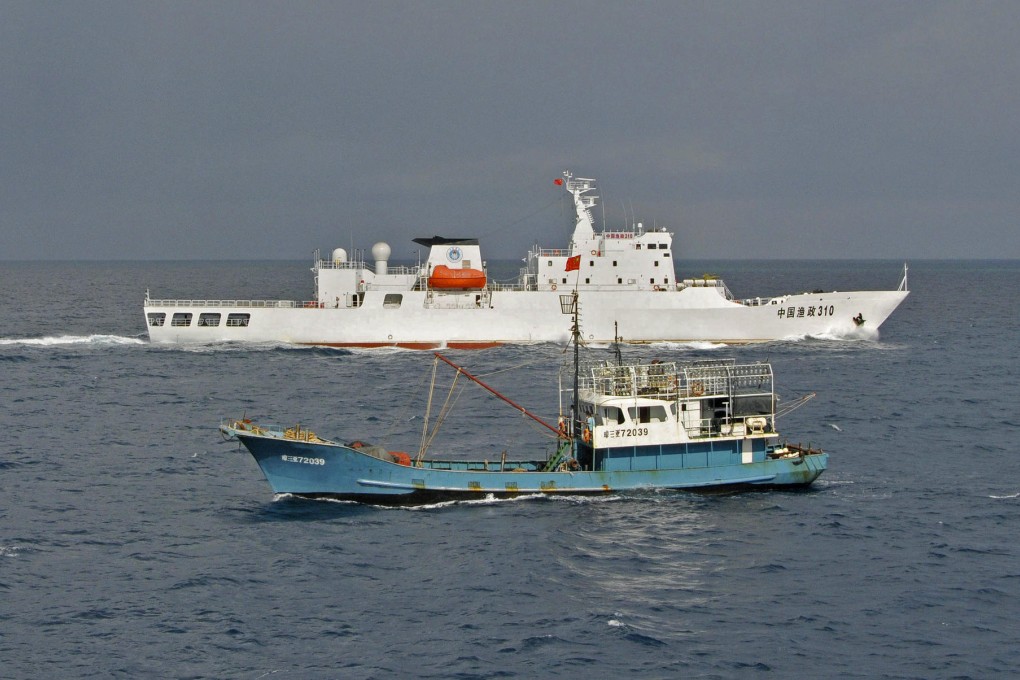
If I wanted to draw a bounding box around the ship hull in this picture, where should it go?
[233,433,828,504]
[147,288,907,347]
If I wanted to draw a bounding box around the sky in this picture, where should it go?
[2,1,1018,261]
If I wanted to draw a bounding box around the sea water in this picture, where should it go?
[1,260,1018,678]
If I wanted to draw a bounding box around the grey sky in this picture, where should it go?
[2,1,1018,260]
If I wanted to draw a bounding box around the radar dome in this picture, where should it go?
[372,242,391,275]
[331,247,348,263]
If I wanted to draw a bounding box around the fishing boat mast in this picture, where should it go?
[559,290,580,455]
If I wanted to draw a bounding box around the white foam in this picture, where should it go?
[0,334,145,347]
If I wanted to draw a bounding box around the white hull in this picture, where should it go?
[145,287,907,348]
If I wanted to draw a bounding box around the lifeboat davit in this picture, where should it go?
[429,265,486,290]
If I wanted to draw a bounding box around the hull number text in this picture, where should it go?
[777,305,836,319]
[282,454,326,466]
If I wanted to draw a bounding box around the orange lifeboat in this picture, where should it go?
[428,265,486,290]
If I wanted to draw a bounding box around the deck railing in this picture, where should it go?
[145,298,319,308]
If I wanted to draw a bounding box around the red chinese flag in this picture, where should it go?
[554,178,564,186]
[565,255,581,271]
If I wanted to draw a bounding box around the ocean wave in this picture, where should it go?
[0,334,145,347]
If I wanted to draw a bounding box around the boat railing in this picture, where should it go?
[682,413,774,439]
[534,247,574,258]
[145,298,318,309]
[488,282,528,292]
[317,260,422,276]
[576,360,773,401]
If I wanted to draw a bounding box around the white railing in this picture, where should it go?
[145,299,320,308]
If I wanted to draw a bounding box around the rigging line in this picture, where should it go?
[473,357,550,378]
[776,392,816,419]
[420,383,468,460]
[418,357,440,462]
[381,359,432,446]
[418,370,464,462]
[472,195,562,240]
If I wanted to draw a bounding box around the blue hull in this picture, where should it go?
[234,433,828,504]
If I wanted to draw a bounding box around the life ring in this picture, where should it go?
[582,426,592,444]
[557,417,569,438]
[653,285,663,291]
[550,283,557,291]
[690,381,705,397]
[590,250,597,256]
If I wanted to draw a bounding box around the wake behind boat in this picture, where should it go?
[220,348,827,505]
[147,171,908,348]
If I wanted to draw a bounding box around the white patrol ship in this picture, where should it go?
[145,172,909,348]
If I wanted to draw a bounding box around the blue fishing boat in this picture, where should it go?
[221,295,826,503]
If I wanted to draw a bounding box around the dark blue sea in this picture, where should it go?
[2,259,1018,679]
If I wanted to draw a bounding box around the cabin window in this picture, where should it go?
[561,278,567,284]
[547,260,553,266]
[628,405,668,423]
[198,313,221,327]
[624,407,673,422]
[585,278,590,284]
[602,406,626,424]
[589,260,594,267]
[664,278,669,284]
[383,294,403,309]
[613,261,618,266]
[662,252,670,257]
[147,313,166,327]
[659,244,668,249]
[635,244,641,250]
[654,261,659,267]
[617,278,623,284]
[647,243,656,249]
[226,313,251,327]
[171,312,192,327]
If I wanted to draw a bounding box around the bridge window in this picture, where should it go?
[602,406,625,424]
[628,405,668,423]
[147,313,165,327]
[647,243,656,249]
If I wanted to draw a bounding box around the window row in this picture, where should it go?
[147,312,251,328]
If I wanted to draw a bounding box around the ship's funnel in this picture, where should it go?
[372,242,391,275]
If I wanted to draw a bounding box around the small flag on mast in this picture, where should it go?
[565,255,581,272]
